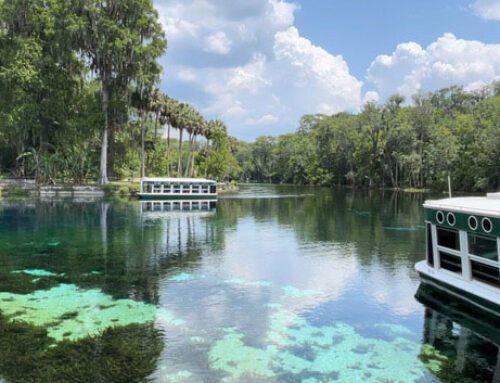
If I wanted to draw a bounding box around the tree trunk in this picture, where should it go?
[184,132,193,177]
[154,111,159,142]
[385,155,397,189]
[166,124,171,176]
[204,139,210,178]
[98,84,109,185]
[420,144,424,188]
[177,128,183,176]
[190,136,197,177]
[395,159,399,189]
[140,111,146,178]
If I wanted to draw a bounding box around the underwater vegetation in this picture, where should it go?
[168,273,206,282]
[11,269,63,277]
[0,313,163,383]
[419,344,491,383]
[0,283,180,342]
[208,303,447,382]
[0,271,63,294]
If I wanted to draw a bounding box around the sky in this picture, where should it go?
[154,0,500,141]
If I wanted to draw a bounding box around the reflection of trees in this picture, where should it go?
[0,200,225,305]
[417,286,500,382]
[218,185,428,268]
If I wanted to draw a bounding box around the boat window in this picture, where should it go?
[439,251,462,274]
[482,218,493,233]
[426,224,434,267]
[468,216,478,231]
[468,233,498,261]
[437,227,460,251]
[436,211,445,224]
[471,260,500,287]
[446,213,456,226]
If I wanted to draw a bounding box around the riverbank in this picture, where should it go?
[0,179,238,199]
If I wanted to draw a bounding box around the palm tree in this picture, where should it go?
[184,110,205,177]
[159,94,172,175]
[204,120,227,178]
[174,103,190,177]
[190,117,207,177]
[204,120,215,177]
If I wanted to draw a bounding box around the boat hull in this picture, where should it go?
[416,261,500,317]
[138,193,217,200]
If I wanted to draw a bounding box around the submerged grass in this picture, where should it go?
[208,304,449,382]
[0,284,161,342]
[0,313,163,383]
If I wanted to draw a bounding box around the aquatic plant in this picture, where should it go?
[0,313,163,383]
[0,284,177,342]
[209,304,448,382]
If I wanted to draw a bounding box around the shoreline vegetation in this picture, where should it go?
[0,1,499,195]
[237,88,500,193]
[0,179,238,199]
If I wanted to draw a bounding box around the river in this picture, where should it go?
[0,184,498,383]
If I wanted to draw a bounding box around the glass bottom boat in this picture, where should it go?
[415,192,500,316]
[138,178,217,200]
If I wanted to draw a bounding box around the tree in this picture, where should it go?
[78,0,166,184]
[204,120,225,178]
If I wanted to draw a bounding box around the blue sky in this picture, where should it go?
[295,0,500,80]
[155,0,500,140]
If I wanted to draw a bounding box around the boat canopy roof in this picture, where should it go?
[424,193,500,218]
[141,178,216,184]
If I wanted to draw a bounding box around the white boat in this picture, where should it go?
[138,178,217,200]
[415,192,500,316]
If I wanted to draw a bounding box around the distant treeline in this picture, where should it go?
[0,0,239,184]
[237,86,500,191]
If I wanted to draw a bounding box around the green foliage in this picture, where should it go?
[0,0,239,185]
[238,87,500,192]
[2,185,31,198]
[205,127,240,181]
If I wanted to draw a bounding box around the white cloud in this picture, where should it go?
[155,0,362,139]
[273,27,362,114]
[191,31,361,137]
[177,69,197,82]
[471,0,500,20]
[205,31,232,55]
[245,114,279,126]
[363,91,380,104]
[367,33,500,100]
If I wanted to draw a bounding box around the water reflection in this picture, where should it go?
[417,285,500,382]
[140,200,217,218]
[0,186,498,382]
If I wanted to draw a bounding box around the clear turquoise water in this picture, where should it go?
[0,185,498,383]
